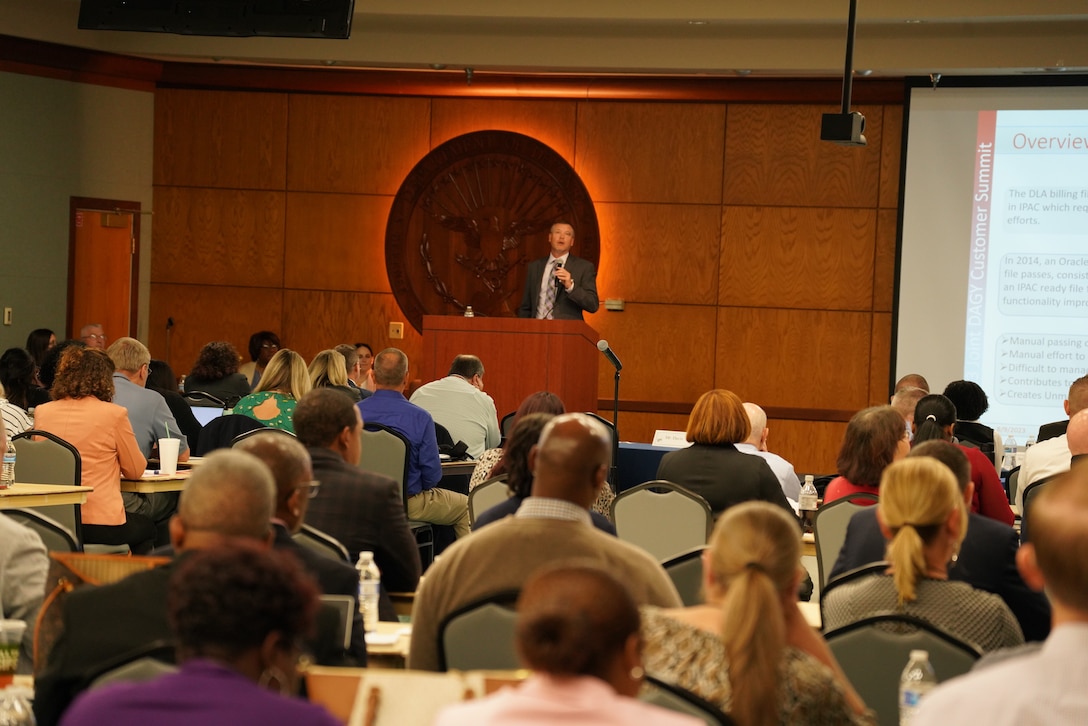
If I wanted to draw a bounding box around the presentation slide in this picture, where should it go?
[898,83,1088,441]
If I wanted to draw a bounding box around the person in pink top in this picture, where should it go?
[824,406,910,505]
[432,564,702,726]
[33,347,155,553]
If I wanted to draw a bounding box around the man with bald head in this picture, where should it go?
[914,467,1088,724]
[408,413,681,671]
[36,450,276,726]
[1018,375,1088,510]
[234,432,367,662]
[736,402,801,502]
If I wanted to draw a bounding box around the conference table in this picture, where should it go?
[0,482,90,509]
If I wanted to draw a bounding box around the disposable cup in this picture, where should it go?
[0,619,26,687]
[158,438,180,476]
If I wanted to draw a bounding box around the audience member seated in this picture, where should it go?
[232,431,369,663]
[831,440,1050,642]
[333,344,369,401]
[307,349,359,402]
[893,373,930,395]
[0,415,49,675]
[434,564,701,726]
[824,406,909,504]
[0,347,50,411]
[33,346,156,554]
[38,340,85,391]
[233,348,311,434]
[822,457,1024,653]
[358,348,470,539]
[473,413,616,535]
[737,401,803,503]
[409,354,501,460]
[59,545,339,726]
[146,359,202,458]
[641,501,872,725]
[1,383,34,437]
[107,338,188,534]
[656,389,792,517]
[78,323,107,351]
[1018,373,1088,510]
[911,394,1013,525]
[25,327,56,371]
[409,413,680,671]
[913,466,1088,724]
[293,389,422,619]
[890,386,928,436]
[183,341,251,407]
[470,390,565,489]
[943,379,1002,469]
[34,449,279,726]
[238,330,281,390]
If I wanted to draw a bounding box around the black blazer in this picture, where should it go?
[517,254,599,319]
[303,447,422,595]
[272,523,368,661]
[829,508,1051,642]
[656,443,793,517]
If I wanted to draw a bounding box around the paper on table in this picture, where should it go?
[364,627,410,645]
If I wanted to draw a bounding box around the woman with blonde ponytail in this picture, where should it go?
[823,457,1023,652]
[641,502,872,725]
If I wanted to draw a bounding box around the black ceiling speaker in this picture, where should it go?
[78,0,355,39]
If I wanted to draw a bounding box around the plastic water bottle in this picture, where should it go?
[1002,434,1018,471]
[798,474,818,531]
[0,439,15,490]
[899,649,937,725]
[1025,435,1036,451]
[356,551,381,633]
[464,305,474,318]
[0,685,35,725]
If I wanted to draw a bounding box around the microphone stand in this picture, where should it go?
[610,366,620,488]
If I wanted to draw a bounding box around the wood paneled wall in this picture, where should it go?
[150,87,901,473]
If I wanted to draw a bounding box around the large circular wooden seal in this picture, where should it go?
[386,130,600,332]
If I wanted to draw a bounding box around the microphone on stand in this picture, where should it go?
[597,339,623,371]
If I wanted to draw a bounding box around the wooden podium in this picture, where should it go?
[421,316,600,419]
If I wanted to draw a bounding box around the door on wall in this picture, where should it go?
[67,197,141,344]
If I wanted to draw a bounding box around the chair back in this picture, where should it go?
[293,523,351,562]
[610,480,712,562]
[499,411,516,438]
[1006,466,1020,505]
[231,426,296,446]
[11,430,81,486]
[182,391,226,407]
[813,492,879,589]
[3,509,79,552]
[640,675,735,726]
[468,475,511,525]
[824,613,981,726]
[662,546,706,606]
[361,423,435,568]
[438,591,520,672]
[1021,474,1056,543]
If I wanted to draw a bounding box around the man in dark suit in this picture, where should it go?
[830,439,1050,642]
[517,221,599,320]
[233,431,367,660]
[293,388,422,613]
[34,450,280,726]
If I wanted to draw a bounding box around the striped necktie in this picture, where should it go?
[541,259,560,319]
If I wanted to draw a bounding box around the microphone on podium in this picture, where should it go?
[596,339,623,371]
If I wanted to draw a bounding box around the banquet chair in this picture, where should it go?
[293,523,351,562]
[662,546,706,606]
[437,590,521,672]
[499,411,516,438]
[1020,474,1057,543]
[825,613,980,726]
[640,675,735,726]
[11,430,85,543]
[611,481,712,563]
[181,391,226,407]
[813,492,879,589]
[3,509,79,553]
[468,475,511,525]
[194,414,267,455]
[361,423,434,569]
[231,426,296,445]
